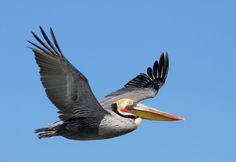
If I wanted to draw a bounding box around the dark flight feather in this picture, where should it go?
[29,27,107,120]
[100,53,169,105]
[125,53,169,90]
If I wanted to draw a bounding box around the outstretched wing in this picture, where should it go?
[100,53,169,106]
[29,27,107,120]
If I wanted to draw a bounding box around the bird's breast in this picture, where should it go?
[98,114,141,139]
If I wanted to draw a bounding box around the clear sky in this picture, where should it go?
[1,0,236,162]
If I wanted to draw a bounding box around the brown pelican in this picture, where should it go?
[28,27,184,140]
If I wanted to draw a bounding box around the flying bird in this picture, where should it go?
[28,27,184,140]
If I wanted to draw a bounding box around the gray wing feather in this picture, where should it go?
[100,53,169,106]
[29,27,107,120]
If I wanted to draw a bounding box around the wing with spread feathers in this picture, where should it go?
[100,53,169,106]
[29,27,107,120]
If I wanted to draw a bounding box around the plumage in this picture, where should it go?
[100,53,169,106]
[30,27,183,140]
[30,27,107,121]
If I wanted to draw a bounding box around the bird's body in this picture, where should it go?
[29,27,184,140]
[37,110,140,140]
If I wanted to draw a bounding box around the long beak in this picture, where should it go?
[128,103,184,121]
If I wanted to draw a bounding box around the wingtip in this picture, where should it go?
[31,31,36,37]
[39,26,47,36]
[39,26,44,31]
[50,27,53,33]
[26,45,33,50]
[160,52,169,60]
[27,40,34,49]
[164,52,169,61]
[26,40,33,49]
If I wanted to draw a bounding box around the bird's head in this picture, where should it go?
[114,98,184,122]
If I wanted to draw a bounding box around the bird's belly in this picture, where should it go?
[61,127,99,140]
[62,126,136,140]
[98,125,136,139]
[59,116,139,140]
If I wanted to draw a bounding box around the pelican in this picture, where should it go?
[28,27,184,140]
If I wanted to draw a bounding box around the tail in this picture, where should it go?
[34,121,64,139]
[34,127,57,139]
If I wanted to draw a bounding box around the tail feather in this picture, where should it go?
[34,127,49,133]
[34,121,64,139]
[34,127,57,139]
[38,131,56,139]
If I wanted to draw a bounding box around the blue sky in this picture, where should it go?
[1,0,236,162]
